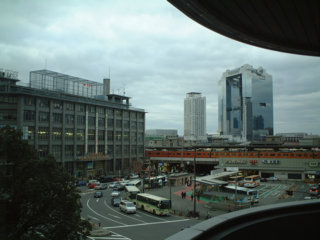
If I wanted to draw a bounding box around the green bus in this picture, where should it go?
[136,193,171,216]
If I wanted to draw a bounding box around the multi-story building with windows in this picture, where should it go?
[0,68,145,178]
[184,92,206,141]
[218,64,273,141]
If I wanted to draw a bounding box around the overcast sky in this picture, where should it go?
[1,0,319,136]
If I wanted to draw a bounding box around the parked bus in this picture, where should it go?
[136,193,171,216]
[125,179,141,188]
[228,176,245,187]
[143,176,166,189]
[124,186,140,202]
[224,185,259,203]
[244,175,261,188]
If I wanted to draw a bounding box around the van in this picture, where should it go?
[119,200,136,214]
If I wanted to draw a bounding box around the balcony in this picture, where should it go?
[167,200,320,240]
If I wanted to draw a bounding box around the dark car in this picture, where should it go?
[111,197,121,207]
[99,176,113,183]
[76,180,87,186]
[94,191,103,198]
[115,184,125,191]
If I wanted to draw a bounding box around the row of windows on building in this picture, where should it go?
[28,127,144,143]
[38,144,144,158]
[22,110,144,129]
[22,96,144,120]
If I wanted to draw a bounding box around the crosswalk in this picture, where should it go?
[87,231,131,240]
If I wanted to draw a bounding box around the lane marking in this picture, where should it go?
[86,199,125,225]
[103,200,146,223]
[108,214,121,219]
[103,218,190,229]
[261,185,282,199]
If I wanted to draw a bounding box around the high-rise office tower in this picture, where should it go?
[184,92,206,141]
[218,64,273,141]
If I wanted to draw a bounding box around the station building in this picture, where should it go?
[0,68,145,178]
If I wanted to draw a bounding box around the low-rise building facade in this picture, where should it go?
[0,69,145,178]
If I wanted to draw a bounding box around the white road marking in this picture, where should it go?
[103,218,190,229]
[96,198,100,203]
[108,214,121,219]
[86,199,125,225]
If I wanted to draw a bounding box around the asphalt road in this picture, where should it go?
[80,187,198,240]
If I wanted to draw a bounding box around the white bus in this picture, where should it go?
[124,186,140,202]
[136,193,171,216]
[229,176,245,187]
[224,185,259,203]
[125,179,141,188]
[244,175,260,188]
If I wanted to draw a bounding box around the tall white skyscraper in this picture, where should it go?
[218,64,273,141]
[184,92,206,141]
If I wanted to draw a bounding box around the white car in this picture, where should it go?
[119,200,136,214]
[109,182,120,188]
[267,176,278,181]
[111,191,121,197]
[95,183,107,190]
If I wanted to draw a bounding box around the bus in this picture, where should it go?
[143,176,166,189]
[244,175,261,188]
[124,186,140,202]
[136,193,171,216]
[224,185,259,203]
[228,176,245,187]
[125,179,141,188]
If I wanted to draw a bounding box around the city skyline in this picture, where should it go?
[1,0,319,135]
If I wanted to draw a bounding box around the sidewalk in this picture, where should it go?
[146,184,227,220]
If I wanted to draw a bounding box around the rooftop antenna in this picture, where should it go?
[123,83,126,96]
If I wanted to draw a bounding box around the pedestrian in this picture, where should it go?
[191,194,193,201]
[181,191,184,199]
[183,192,186,199]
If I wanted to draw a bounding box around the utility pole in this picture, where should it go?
[235,176,238,208]
[193,147,196,216]
[169,175,172,205]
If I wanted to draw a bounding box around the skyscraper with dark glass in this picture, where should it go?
[218,64,273,141]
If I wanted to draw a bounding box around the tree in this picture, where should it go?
[0,126,91,240]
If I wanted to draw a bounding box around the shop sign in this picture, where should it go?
[309,162,318,167]
[250,160,258,165]
[262,160,280,164]
[225,160,247,164]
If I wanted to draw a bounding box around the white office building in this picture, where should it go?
[184,92,206,141]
